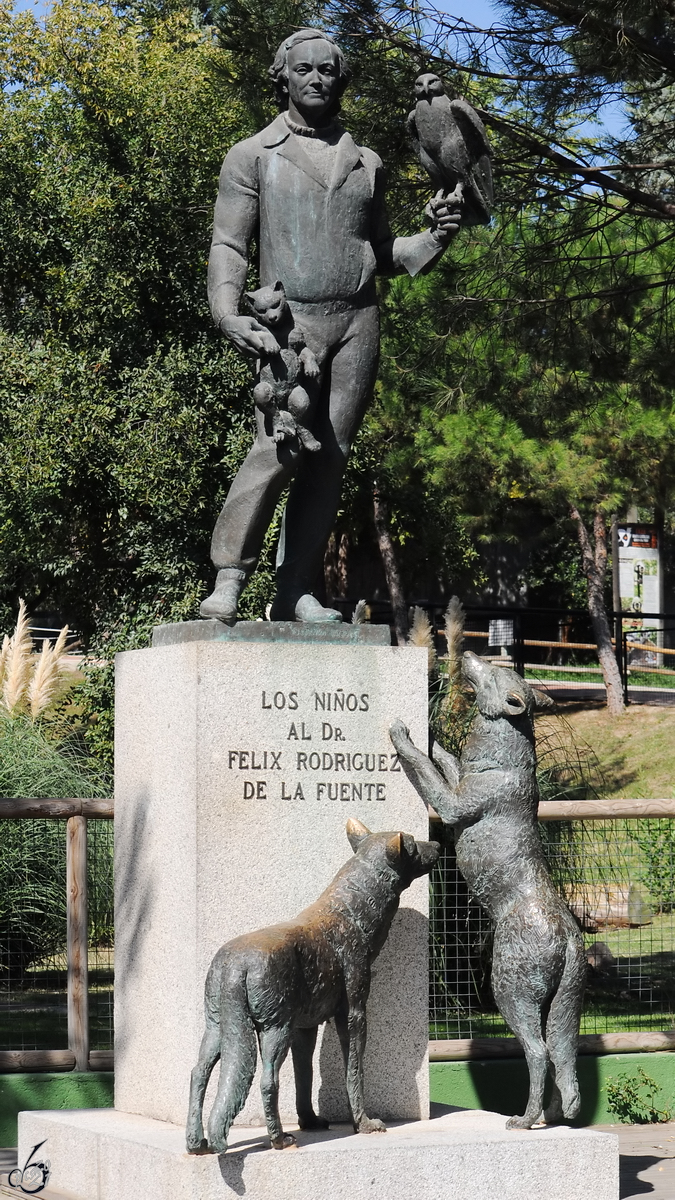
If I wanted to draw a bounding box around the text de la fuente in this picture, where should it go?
[228,690,402,802]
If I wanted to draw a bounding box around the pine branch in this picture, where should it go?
[477,108,675,220]
[530,1,675,76]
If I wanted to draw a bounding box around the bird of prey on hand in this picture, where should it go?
[407,73,493,227]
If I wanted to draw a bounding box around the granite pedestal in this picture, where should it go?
[114,623,430,1128]
[20,620,620,1200]
[17,1106,620,1200]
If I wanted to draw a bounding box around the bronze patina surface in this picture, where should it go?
[200,29,462,626]
[390,652,587,1130]
[185,819,439,1154]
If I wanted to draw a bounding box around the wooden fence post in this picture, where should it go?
[67,814,89,1071]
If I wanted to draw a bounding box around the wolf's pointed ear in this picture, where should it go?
[385,832,404,864]
[504,691,527,716]
[346,818,371,852]
[533,688,555,711]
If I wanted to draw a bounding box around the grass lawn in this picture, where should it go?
[0,952,113,1051]
[541,702,675,799]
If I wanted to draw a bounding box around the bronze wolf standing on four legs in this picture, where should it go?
[390,652,587,1130]
[186,819,439,1153]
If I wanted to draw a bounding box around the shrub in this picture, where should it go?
[606,1067,672,1125]
[629,819,675,913]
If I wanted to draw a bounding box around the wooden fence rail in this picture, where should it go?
[3,796,675,1072]
[0,799,112,1074]
[429,797,675,824]
[456,629,675,658]
[430,1031,675,1061]
[0,798,113,819]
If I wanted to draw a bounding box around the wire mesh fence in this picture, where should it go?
[88,820,114,1052]
[0,818,113,1054]
[430,817,675,1041]
[2,809,675,1055]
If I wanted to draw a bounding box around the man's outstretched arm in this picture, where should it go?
[370,162,462,278]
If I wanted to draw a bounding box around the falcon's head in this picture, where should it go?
[414,73,445,101]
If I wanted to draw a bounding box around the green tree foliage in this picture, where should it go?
[6,0,675,735]
[0,0,258,646]
[630,819,675,914]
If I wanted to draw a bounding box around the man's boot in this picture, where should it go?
[199,568,247,624]
[269,593,342,623]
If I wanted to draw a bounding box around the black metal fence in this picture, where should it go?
[333,599,675,706]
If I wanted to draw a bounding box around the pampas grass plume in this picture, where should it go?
[352,599,368,625]
[0,634,10,691]
[409,606,436,674]
[29,625,69,718]
[444,595,465,691]
[0,603,71,719]
[3,600,34,714]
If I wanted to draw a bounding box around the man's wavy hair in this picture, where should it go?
[269,29,351,109]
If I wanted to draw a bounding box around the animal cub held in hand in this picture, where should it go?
[390,652,587,1131]
[186,819,439,1155]
[245,281,321,451]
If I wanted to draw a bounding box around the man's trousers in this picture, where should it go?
[210,298,380,605]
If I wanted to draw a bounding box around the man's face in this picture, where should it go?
[286,39,341,124]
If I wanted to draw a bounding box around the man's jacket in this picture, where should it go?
[208,114,445,320]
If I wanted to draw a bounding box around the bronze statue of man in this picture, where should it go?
[200,29,461,624]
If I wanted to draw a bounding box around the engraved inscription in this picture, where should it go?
[228,686,398,803]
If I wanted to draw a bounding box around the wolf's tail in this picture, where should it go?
[206,955,258,1150]
[545,931,587,1119]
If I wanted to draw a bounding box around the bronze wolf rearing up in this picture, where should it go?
[186,818,439,1154]
[390,652,587,1130]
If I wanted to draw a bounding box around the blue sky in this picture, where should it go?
[441,0,628,142]
[440,0,504,26]
[13,0,628,141]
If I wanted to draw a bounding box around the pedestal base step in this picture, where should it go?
[19,1107,619,1200]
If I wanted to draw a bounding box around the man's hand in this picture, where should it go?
[426,184,463,243]
[219,314,280,357]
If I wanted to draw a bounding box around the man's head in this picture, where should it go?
[270,28,350,120]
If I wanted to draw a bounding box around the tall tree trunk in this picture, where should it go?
[373,485,408,645]
[570,505,625,715]
[324,531,350,607]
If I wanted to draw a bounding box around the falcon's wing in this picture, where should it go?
[449,97,493,224]
[406,109,421,159]
[449,98,491,161]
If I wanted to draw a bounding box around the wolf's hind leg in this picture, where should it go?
[207,968,258,1154]
[260,1024,295,1149]
[545,936,586,1122]
[292,1025,329,1130]
[186,1018,220,1152]
[493,980,549,1130]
